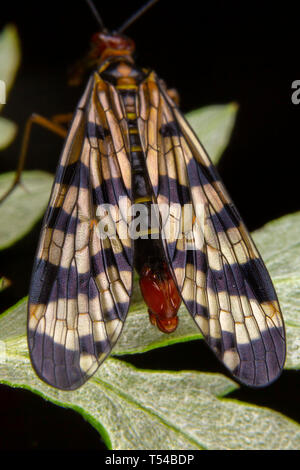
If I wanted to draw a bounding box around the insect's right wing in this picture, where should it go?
[137,72,285,387]
[28,73,133,390]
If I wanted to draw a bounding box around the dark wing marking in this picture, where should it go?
[28,73,133,390]
[136,72,286,387]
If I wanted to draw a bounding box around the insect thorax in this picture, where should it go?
[98,57,148,86]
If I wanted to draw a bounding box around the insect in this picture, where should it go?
[24,0,286,390]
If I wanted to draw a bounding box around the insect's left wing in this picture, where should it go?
[137,72,286,387]
[28,73,133,390]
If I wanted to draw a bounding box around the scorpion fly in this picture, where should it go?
[25,0,286,390]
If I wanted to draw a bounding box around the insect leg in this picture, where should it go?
[0,113,70,203]
[50,113,74,125]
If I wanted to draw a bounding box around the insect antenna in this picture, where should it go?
[117,0,160,33]
[85,0,106,31]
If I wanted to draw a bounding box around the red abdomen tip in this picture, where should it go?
[139,263,181,334]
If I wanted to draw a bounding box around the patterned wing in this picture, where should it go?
[28,72,133,390]
[136,72,286,387]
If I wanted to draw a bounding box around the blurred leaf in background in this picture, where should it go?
[0,24,21,150]
[0,170,53,250]
[0,24,54,252]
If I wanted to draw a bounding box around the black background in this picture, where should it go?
[0,0,300,451]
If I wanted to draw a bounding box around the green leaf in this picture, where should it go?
[0,24,21,109]
[0,171,54,250]
[1,299,300,450]
[252,212,300,369]
[186,102,238,165]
